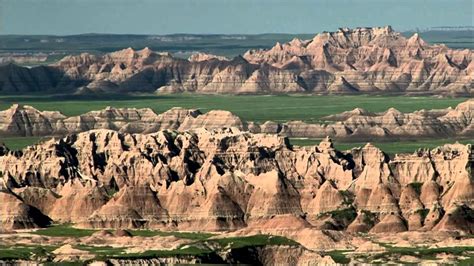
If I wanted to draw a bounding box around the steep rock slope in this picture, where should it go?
[0,129,472,233]
[0,191,52,229]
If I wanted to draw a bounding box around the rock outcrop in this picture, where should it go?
[0,104,241,137]
[0,128,472,233]
[188,52,230,62]
[0,99,472,140]
[52,244,95,262]
[0,27,472,96]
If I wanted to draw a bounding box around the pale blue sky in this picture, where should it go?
[1,0,472,35]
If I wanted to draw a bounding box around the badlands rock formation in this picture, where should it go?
[188,52,230,62]
[0,128,472,234]
[1,99,472,140]
[244,26,473,95]
[0,26,472,95]
[0,104,240,137]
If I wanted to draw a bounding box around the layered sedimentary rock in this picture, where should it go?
[0,128,472,233]
[0,104,66,137]
[188,52,230,62]
[0,104,240,137]
[319,99,474,139]
[0,26,472,95]
[244,26,474,95]
[0,191,52,229]
[1,99,472,140]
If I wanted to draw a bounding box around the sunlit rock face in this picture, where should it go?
[244,26,474,96]
[1,128,472,234]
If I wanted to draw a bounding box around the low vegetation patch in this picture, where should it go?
[325,250,351,264]
[208,234,298,249]
[318,207,358,225]
[458,205,474,221]
[129,229,215,240]
[31,224,96,237]
[70,234,298,260]
[409,182,424,195]
[361,210,378,228]
[76,245,127,257]
[31,224,214,240]
[1,136,44,151]
[339,190,355,205]
[370,243,474,263]
[0,234,298,261]
[115,245,213,259]
[415,208,430,223]
[0,244,56,260]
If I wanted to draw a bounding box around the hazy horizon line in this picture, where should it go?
[1,25,473,37]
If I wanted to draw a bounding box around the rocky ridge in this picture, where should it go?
[0,128,472,235]
[1,99,472,140]
[0,26,472,95]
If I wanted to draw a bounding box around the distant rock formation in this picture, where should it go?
[0,99,472,140]
[188,52,230,62]
[0,104,242,137]
[0,53,48,65]
[1,128,472,233]
[244,26,473,95]
[0,26,472,95]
